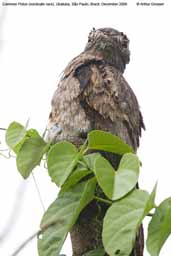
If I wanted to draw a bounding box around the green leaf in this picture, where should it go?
[94,153,140,200]
[27,128,41,138]
[145,182,157,214]
[102,188,156,256]
[60,168,92,192]
[83,247,105,256]
[94,155,115,200]
[83,153,100,170]
[16,131,48,178]
[47,141,80,187]
[147,198,171,256]
[15,129,45,154]
[5,122,26,152]
[114,153,140,200]
[38,178,96,256]
[88,130,134,154]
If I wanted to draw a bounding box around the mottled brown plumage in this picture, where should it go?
[47,27,145,256]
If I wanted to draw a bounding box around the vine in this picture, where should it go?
[1,121,171,256]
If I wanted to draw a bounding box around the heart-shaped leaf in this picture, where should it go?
[102,187,156,256]
[47,141,80,187]
[94,153,140,200]
[94,155,115,200]
[5,122,26,153]
[17,131,48,178]
[88,130,134,154]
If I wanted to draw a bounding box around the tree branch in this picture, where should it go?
[10,220,57,256]
[11,230,40,256]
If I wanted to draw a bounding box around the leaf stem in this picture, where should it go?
[79,139,88,155]
[94,196,112,205]
[0,127,7,131]
[32,172,45,212]
[0,151,10,159]
[82,147,89,155]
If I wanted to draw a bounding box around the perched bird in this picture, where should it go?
[47,27,145,256]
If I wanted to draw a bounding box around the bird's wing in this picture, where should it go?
[50,52,104,119]
[74,62,145,150]
[48,53,103,142]
[49,53,144,149]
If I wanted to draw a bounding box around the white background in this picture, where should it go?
[0,0,171,255]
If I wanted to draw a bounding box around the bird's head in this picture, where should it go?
[85,27,130,73]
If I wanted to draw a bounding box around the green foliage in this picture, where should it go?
[3,121,171,256]
[6,122,49,178]
[145,183,157,213]
[147,198,171,256]
[60,168,92,192]
[88,130,134,154]
[94,155,115,200]
[94,153,140,200]
[6,121,26,153]
[83,153,100,169]
[38,178,96,256]
[17,130,48,178]
[47,141,80,187]
[103,186,156,256]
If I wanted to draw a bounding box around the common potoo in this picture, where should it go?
[47,28,145,256]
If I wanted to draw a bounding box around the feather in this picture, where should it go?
[47,27,145,256]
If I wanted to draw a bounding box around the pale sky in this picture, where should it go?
[0,0,171,255]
